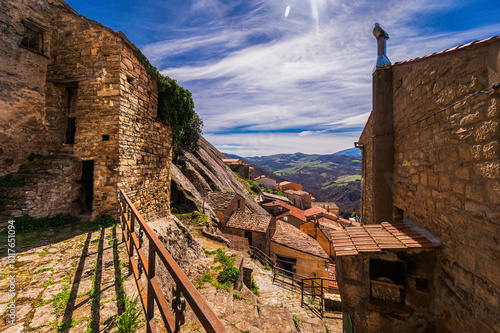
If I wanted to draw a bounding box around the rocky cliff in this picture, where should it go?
[171,136,266,224]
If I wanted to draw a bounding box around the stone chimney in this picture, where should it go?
[370,23,394,223]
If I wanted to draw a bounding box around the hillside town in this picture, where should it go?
[0,0,498,332]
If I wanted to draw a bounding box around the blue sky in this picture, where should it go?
[68,0,500,156]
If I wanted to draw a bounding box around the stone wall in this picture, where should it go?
[337,249,438,333]
[117,40,172,221]
[359,38,500,332]
[0,0,54,175]
[0,0,172,220]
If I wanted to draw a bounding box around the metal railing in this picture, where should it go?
[301,277,339,316]
[249,245,339,317]
[118,189,229,333]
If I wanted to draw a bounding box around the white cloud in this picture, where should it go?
[141,0,500,155]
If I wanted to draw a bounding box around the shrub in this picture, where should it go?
[251,277,259,296]
[217,266,240,285]
[214,248,235,267]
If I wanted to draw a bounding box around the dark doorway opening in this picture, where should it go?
[81,160,94,212]
[244,230,253,245]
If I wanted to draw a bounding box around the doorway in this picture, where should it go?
[81,160,94,212]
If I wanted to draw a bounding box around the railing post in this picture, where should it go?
[129,213,135,265]
[147,243,156,333]
[301,279,304,307]
[321,280,324,317]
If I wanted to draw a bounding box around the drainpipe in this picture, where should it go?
[371,23,394,224]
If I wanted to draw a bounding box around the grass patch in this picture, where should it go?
[213,248,235,268]
[192,211,210,226]
[195,272,213,288]
[35,267,53,274]
[233,292,244,300]
[53,285,74,311]
[115,294,144,333]
[57,318,84,332]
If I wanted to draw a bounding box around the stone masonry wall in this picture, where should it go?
[0,0,54,175]
[391,40,498,332]
[359,113,374,223]
[46,7,124,215]
[117,45,172,221]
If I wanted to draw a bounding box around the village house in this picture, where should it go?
[337,25,500,333]
[205,192,245,224]
[254,175,277,189]
[0,0,172,221]
[312,201,340,217]
[222,211,276,255]
[262,200,307,229]
[276,181,303,192]
[260,192,291,204]
[222,158,254,180]
[270,220,331,279]
[283,189,313,209]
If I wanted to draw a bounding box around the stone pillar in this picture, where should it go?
[371,24,394,224]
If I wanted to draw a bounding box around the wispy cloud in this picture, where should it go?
[140,0,500,156]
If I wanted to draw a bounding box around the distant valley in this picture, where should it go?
[225,149,362,217]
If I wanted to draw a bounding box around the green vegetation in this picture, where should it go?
[35,267,53,274]
[213,248,236,268]
[58,318,84,332]
[134,50,199,153]
[251,277,259,296]
[292,315,301,330]
[321,174,361,190]
[115,294,144,333]
[352,159,361,163]
[14,214,80,234]
[233,292,244,300]
[52,285,74,311]
[262,187,285,196]
[217,266,240,285]
[196,272,213,288]
[192,211,209,226]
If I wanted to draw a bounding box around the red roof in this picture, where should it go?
[304,206,324,218]
[276,204,306,222]
[330,221,438,256]
[394,35,500,66]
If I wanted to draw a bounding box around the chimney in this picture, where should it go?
[373,23,391,71]
[370,23,394,223]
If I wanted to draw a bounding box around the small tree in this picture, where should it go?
[181,113,203,154]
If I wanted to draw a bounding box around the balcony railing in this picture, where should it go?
[118,189,229,333]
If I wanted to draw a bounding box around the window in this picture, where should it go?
[369,258,405,304]
[102,135,110,141]
[20,19,46,54]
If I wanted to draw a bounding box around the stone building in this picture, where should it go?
[342,25,499,332]
[222,158,254,180]
[205,192,245,224]
[254,175,277,190]
[0,0,172,220]
[223,211,275,255]
[276,181,303,192]
[270,220,330,279]
[284,189,312,209]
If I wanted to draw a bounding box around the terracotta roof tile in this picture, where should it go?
[261,192,292,203]
[312,201,339,210]
[226,211,272,233]
[284,189,309,195]
[271,220,329,259]
[394,35,500,66]
[331,221,438,256]
[304,206,324,218]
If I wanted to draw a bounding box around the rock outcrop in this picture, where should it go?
[172,136,267,224]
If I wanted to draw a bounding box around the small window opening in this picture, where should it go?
[102,135,110,141]
[126,76,134,84]
[394,206,404,221]
[20,19,45,54]
[65,87,78,144]
[370,258,405,304]
[416,278,430,292]
[237,199,241,211]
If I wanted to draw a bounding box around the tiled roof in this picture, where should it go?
[312,202,339,210]
[330,222,438,256]
[255,175,275,181]
[261,192,291,203]
[304,206,324,218]
[278,181,292,186]
[272,220,329,259]
[327,263,338,289]
[276,205,306,222]
[394,35,500,66]
[206,192,237,210]
[226,211,272,233]
[284,189,309,195]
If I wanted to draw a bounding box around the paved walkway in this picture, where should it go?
[0,221,137,332]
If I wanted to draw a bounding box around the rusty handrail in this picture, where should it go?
[301,277,339,316]
[118,188,229,333]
